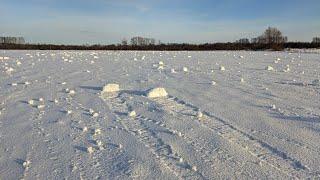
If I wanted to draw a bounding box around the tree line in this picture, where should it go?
[1,27,319,51]
[1,42,319,51]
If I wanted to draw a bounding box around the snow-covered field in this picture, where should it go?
[0,50,319,179]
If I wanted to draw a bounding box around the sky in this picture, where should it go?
[0,0,319,44]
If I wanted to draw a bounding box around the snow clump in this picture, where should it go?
[266,66,274,71]
[147,87,168,98]
[129,110,137,117]
[87,147,94,154]
[102,83,120,93]
[197,111,203,118]
[37,105,45,109]
[219,66,225,71]
[91,111,99,117]
[23,160,31,169]
[5,67,14,74]
[82,126,88,132]
[183,67,188,72]
[28,100,34,105]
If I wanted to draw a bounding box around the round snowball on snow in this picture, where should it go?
[92,112,99,117]
[94,128,102,135]
[197,111,203,118]
[23,160,31,169]
[192,166,198,172]
[137,129,143,135]
[87,146,94,154]
[158,65,164,70]
[96,140,103,147]
[128,110,136,117]
[28,100,34,105]
[283,67,290,72]
[68,90,76,95]
[102,83,120,93]
[183,67,188,72]
[37,105,45,109]
[97,141,104,150]
[147,87,168,98]
[265,66,274,71]
[6,67,14,73]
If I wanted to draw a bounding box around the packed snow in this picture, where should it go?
[0,50,320,179]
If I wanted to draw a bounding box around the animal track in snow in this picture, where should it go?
[153,95,312,178]
[100,91,206,179]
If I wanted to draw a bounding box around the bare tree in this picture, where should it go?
[251,35,266,44]
[130,37,156,46]
[236,38,250,44]
[0,36,25,44]
[121,38,128,45]
[312,37,320,43]
[251,27,287,44]
[263,27,287,44]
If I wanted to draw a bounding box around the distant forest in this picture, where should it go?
[1,27,320,51]
[1,42,320,51]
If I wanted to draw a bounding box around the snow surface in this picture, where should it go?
[0,50,320,179]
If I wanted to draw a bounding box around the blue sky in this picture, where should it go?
[0,0,319,44]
